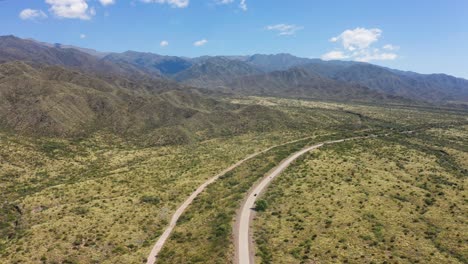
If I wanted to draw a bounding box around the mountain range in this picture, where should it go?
[101,43,468,103]
[0,36,297,142]
[3,35,468,103]
[1,35,467,140]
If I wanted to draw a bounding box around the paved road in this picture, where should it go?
[234,136,370,264]
[146,136,314,264]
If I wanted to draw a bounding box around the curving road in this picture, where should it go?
[234,137,371,264]
[146,136,315,264]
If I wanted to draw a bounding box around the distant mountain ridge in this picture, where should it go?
[96,46,468,103]
[174,56,264,89]
[1,35,468,103]
[103,51,193,76]
[27,38,111,58]
[244,53,320,71]
[225,67,404,102]
[0,35,149,79]
[326,63,468,102]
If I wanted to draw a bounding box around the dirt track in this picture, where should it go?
[146,136,315,264]
[233,136,373,264]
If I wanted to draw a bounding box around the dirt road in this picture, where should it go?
[146,136,314,264]
[234,137,371,264]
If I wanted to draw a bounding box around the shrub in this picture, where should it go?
[140,196,160,205]
[255,200,268,212]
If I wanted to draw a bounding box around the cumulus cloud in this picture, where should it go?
[352,49,398,62]
[141,0,189,8]
[160,40,169,47]
[330,27,382,51]
[321,51,348,61]
[45,0,95,20]
[80,34,86,39]
[19,9,48,20]
[266,24,303,36]
[322,27,398,62]
[193,39,208,47]
[383,44,400,51]
[99,0,115,6]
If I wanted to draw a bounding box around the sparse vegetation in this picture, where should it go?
[1,95,467,264]
[0,22,467,264]
[157,137,319,263]
[253,127,467,264]
[0,129,308,264]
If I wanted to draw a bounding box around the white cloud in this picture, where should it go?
[330,27,382,51]
[239,0,247,11]
[160,40,169,47]
[141,0,189,8]
[322,27,399,62]
[215,0,247,11]
[321,51,348,61]
[193,39,208,47]
[266,24,303,36]
[353,49,397,62]
[383,44,399,51]
[45,0,95,20]
[359,53,397,62]
[80,34,86,39]
[215,0,234,4]
[19,9,48,20]
[99,0,115,6]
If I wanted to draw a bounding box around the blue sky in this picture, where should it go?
[1,0,468,78]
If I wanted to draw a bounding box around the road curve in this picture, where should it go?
[234,137,369,264]
[146,136,315,264]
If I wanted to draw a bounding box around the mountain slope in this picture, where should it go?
[103,51,192,76]
[331,64,468,102]
[244,53,316,71]
[226,67,401,102]
[0,61,291,144]
[0,35,146,78]
[0,61,190,136]
[299,60,361,77]
[28,38,110,58]
[3,36,467,103]
[174,57,263,88]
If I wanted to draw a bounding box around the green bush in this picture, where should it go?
[255,200,268,212]
[140,195,160,205]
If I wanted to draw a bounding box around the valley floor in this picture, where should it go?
[0,131,307,264]
[254,126,467,263]
[1,97,467,264]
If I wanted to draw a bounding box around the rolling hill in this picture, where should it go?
[0,60,292,144]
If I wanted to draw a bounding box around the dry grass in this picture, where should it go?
[253,129,467,264]
[0,130,306,264]
[1,97,466,264]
